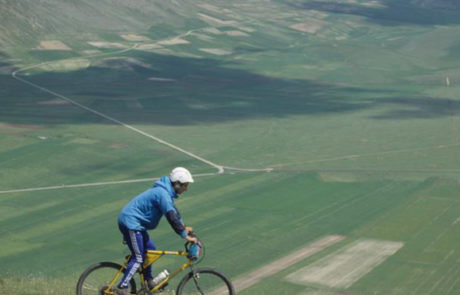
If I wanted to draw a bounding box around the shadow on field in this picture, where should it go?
[0,52,365,126]
[285,0,460,26]
[0,51,16,71]
[1,50,459,127]
[371,96,460,119]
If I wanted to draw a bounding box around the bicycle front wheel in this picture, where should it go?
[176,268,235,295]
[76,262,136,295]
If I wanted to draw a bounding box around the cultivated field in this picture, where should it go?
[1,1,460,294]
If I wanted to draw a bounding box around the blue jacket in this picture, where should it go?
[118,176,187,238]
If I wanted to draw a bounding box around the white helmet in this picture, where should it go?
[170,167,194,183]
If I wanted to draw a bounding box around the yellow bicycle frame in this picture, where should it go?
[104,249,193,294]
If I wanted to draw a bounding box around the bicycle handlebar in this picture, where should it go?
[184,231,204,263]
[184,231,198,251]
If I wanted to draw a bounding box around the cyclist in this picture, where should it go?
[114,167,198,295]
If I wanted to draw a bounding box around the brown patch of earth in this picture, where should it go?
[35,40,71,50]
[225,30,249,37]
[37,99,71,106]
[286,239,403,289]
[290,21,323,34]
[157,38,189,46]
[210,235,345,295]
[38,59,90,72]
[82,50,102,55]
[203,27,223,35]
[199,48,232,55]
[136,44,163,51]
[196,3,222,13]
[96,57,153,70]
[87,42,128,49]
[361,0,386,8]
[191,32,215,41]
[238,26,256,33]
[0,122,45,134]
[197,13,237,26]
[120,34,150,41]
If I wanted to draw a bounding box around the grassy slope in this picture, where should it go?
[0,0,204,60]
[2,173,459,294]
[0,172,438,293]
[1,0,460,294]
[241,177,460,295]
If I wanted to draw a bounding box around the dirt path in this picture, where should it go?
[0,173,218,195]
[286,239,404,289]
[211,235,345,295]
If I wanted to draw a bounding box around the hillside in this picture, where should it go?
[0,0,206,62]
[1,1,460,294]
[2,0,460,63]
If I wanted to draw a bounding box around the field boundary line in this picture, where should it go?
[0,173,217,195]
[210,235,345,295]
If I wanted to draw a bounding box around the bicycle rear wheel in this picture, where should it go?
[76,262,136,295]
[176,268,235,295]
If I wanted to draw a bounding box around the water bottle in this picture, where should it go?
[151,269,169,287]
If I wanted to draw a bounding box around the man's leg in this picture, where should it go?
[118,229,146,289]
[142,231,156,281]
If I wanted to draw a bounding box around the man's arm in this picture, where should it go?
[159,193,197,243]
[165,210,187,238]
[165,210,197,243]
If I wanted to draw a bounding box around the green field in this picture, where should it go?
[1,1,460,294]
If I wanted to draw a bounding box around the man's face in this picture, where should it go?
[176,182,189,195]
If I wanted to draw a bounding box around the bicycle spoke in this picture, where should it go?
[80,271,113,295]
[82,282,99,291]
[179,270,233,295]
[77,262,134,295]
[192,274,205,295]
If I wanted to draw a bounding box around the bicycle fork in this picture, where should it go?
[190,268,205,295]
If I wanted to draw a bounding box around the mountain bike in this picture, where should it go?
[76,238,235,295]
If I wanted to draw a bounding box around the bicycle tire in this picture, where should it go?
[76,262,137,295]
[176,267,235,295]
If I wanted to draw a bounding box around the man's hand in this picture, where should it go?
[185,226,193,234]
[185,235,197,244]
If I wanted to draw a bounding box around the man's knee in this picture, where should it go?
[132,253,144,264]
